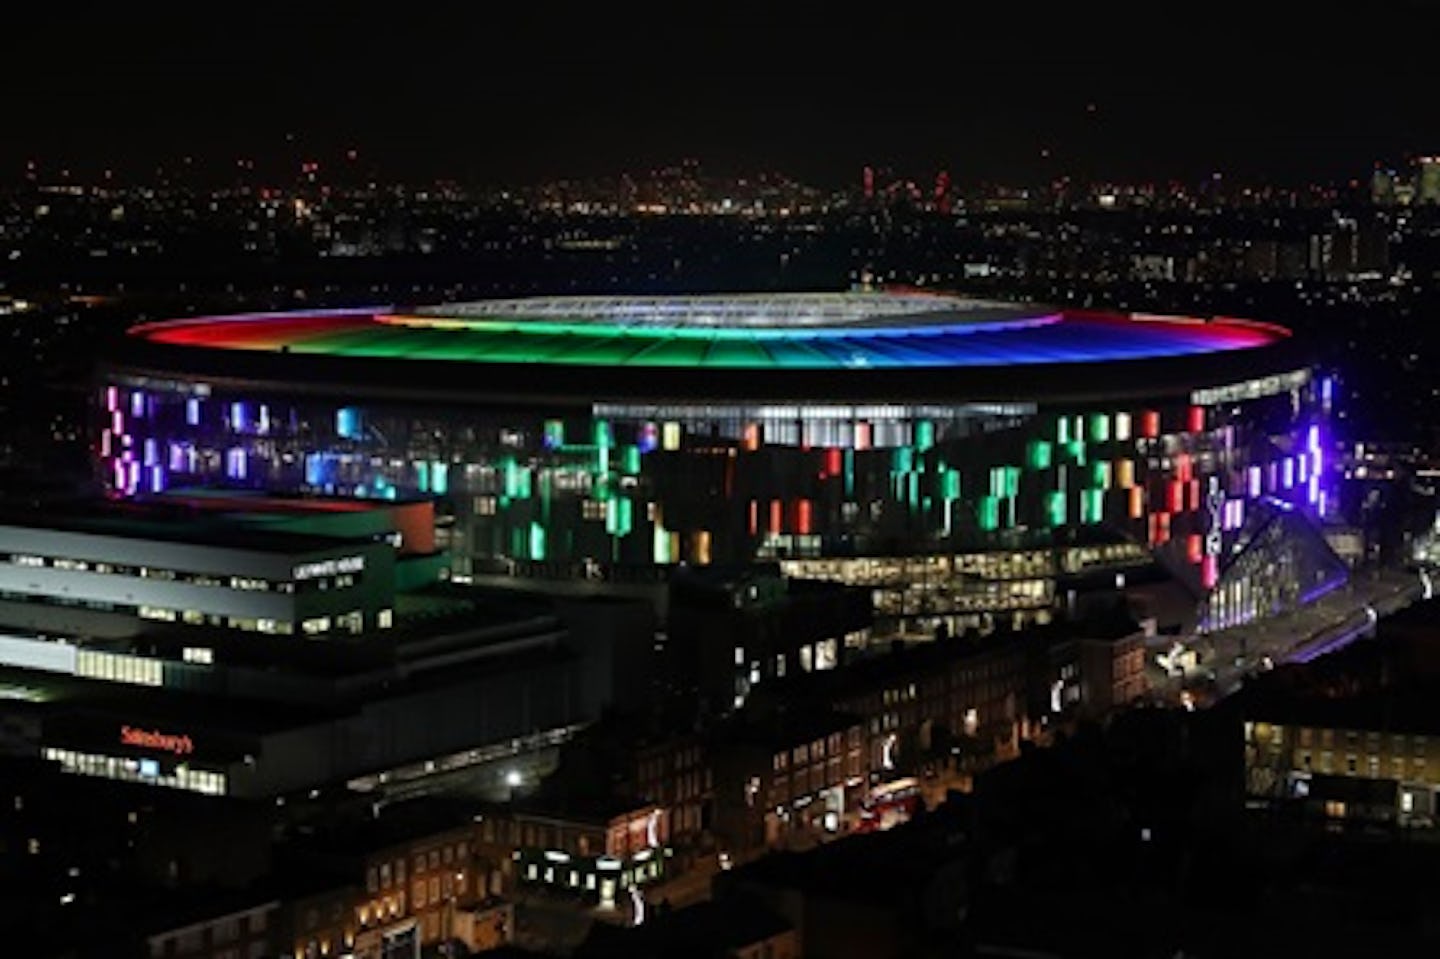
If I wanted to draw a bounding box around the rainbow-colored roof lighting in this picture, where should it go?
[130,293,1287,370]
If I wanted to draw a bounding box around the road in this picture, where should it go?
[1150,567,1428,702]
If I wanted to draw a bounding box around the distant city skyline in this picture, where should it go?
[8,151,1440,198]
[9,7,1440,187]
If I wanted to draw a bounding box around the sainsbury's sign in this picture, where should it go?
[120,725,194,756]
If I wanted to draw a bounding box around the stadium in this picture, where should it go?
[101,291,1334,633]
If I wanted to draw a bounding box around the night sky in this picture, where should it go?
[8,5,1440,187]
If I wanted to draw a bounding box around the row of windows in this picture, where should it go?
[1299,752,1429,779]
[861,690,1009,736]
[357,894,406,928]
[636,745,703,783]
[639,768,709,803]
[147,908,270,958]
[521,857,662,889]
[412,871,464,909]
[781,549,1066,587]
[798,639,838,673]
[140,605,298,634]
[882,683,918,707]
[366,840,470,893]
[413,841,467,875]
[770,756,861,799]
[5,552,299,593]
[5,551,365,596]
[45,747,226,796]
[151,937,269,959]
[77,649,163,686]
[1296,726,1429,754]
[473,816,593,852]
[0,588,115,612]
[775,731,854,770]
[137,607,373,637]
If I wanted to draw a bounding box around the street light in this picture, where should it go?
[443,870,466,957]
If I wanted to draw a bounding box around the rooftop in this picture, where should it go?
[577,895,792,958]
[129,297,1286,372]
[0,501,373,558]
[720,797,970,906]
[512,790,659,825]
[713,705,864,750]
[1241,682,1440,736]
[4,664,335,741]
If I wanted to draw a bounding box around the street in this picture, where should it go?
[1150,567,1427,702]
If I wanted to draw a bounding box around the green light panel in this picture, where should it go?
[1045,491,1067,527]
[653,524,673,564]
[941,469,960,500]
[978,496,1000,531]
[605,497,633,537]
[915,420,935,452]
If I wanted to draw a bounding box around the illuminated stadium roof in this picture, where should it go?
[114,292,1305,409]
[131,293,1288,372]
[416,292,1027,328]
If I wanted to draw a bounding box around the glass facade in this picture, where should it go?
[101,378,1324,592]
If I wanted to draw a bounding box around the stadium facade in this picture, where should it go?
[100,292,1334,632]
